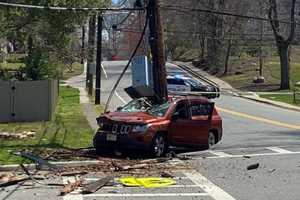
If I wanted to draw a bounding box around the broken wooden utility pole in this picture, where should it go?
[87,14,96,95]
[95,13,103,105]
[148,0,168,102]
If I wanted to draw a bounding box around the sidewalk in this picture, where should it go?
[178,61,300,112]
[65,74,99,131]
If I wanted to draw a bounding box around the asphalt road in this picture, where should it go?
[98,60,300,200]
[1,60,299,200]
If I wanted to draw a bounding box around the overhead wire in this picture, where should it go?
[161,5,300,26]
[104,9,148,112]
[0,1,145,12]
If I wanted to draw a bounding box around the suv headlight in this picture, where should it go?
[132,124,149,134]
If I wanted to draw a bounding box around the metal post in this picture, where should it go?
[95,13,103,105]
[87,15,96,95]
[148,0,167,102]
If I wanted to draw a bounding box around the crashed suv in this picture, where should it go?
[93,96,222,157]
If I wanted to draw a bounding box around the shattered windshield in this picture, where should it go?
[118,98,152,112]
[147,101,171,117]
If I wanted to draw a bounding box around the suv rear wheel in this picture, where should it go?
[151,134,167,157]
[208,131,216,149]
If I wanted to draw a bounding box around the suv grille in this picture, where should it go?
[101,123,132,135]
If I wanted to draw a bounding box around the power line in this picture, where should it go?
[104,9,149,112]
[161,5,300,26]
[0,1,145,12]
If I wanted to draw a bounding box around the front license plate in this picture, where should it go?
[106,134,117,141]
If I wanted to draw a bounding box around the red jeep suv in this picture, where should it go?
[93,96,222,157]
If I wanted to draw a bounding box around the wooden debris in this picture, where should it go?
[81,176,113,194]
[113,163,149,172]
[60,171,88,177]
[247,163,260,170]
[160,171,174,178]
[60,179,83,196]
[0,131,36,140]
[0,173,28,187]
[139,157,171,164]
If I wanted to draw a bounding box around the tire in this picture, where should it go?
[208,131,216,149]
[151,134,167,157]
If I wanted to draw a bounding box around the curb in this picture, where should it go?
[240,95,300,112]
[0,160,103,172]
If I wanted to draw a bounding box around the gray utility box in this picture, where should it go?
[131,55,153,87]
[0,79,58,123]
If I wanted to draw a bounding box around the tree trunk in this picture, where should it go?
[199,36,205,61]
[224,38,232,75]
[278,42,290,89]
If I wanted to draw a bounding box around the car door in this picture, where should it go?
[186,102,214,145]
[167,78,191,92]
[169,101,194,145]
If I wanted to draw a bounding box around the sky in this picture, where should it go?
[112,0,119,4]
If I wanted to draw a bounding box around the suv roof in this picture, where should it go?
[169,95,211,103]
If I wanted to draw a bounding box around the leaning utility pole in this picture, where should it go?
[95,13,103,105]
[148,0,168,102]
[87,14,96,95]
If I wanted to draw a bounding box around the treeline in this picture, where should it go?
[0,0,110,80]
[162,0,299,89]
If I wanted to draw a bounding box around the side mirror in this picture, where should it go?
[116,106,122,111]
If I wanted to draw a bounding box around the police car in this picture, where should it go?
[167,75,219,98]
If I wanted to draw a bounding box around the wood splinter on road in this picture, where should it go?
[60,179,83,196]
[81,176,113,194]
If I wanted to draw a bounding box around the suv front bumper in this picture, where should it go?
[93,130,152,151]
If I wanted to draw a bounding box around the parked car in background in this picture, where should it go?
[167,75,219,98]
[93,96,223,157]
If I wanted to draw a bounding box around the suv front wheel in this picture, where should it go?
[151,134,167,157]
[208,131,216,149]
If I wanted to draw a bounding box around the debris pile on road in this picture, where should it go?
[63,156,190,176]
[0,151,191,196]
[0,131,36,139]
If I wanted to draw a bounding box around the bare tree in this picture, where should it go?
[268,0,296,89]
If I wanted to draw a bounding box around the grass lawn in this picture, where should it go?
[260,90,300,106]
[220,46,300,92]
[0,86,94,165]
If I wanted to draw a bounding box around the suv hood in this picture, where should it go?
[99,112,162,124]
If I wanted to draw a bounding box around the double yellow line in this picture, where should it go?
[217,107,300,130]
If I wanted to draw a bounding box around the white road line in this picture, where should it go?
[85,176,190,181]
[208,151,233,157]
[195,151,300,159]
[100,184,200,189]
[184,170,236,200]
[266,147,293,153]
[115,91,128,104]
[101,63,108,79]
[84,193,209,197]
[62,177,83,200]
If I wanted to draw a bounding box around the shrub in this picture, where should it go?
[24,49,57,80]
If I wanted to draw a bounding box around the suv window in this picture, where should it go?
[190,103,212,116]
[173,103,189,119]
